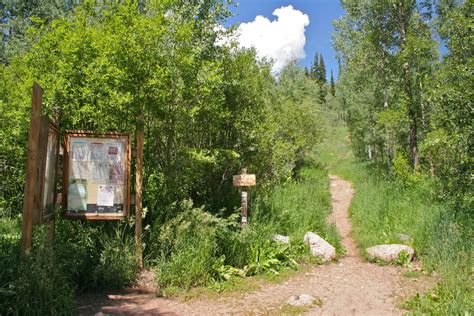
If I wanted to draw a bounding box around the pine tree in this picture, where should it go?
[330,69,335,97]
[310,52,319,81]
[319,54,327,83]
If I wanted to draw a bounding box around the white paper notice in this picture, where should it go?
[71,141,89,161]
[71,161,91,179]
[89,142,106,162]
[92,163,109,182]
[97,185,114,206]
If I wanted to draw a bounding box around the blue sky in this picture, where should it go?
[226,0,345,79]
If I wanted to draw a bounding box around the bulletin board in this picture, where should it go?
[62,131,131,220]
[34,117,60,224]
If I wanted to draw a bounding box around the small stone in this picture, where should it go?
[366,244,415,263]
[303,232,336,262]
[287,294,316,307]
[272,234,290,244]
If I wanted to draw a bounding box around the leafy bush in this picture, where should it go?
[153,200,238,289]
[0,241,75,315]
[92,226,137,290]
[152,163,340,292]
[157,234,221,289]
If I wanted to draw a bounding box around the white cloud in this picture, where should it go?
[236,5,309,73]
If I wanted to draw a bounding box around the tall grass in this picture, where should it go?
[318,126,473,314]
[150,163,342,292]
[0,217,138,314]
[252,165,342,253]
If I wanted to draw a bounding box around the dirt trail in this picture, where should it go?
[77,175,431,315]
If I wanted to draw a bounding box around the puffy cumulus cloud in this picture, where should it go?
[237,5,309,73]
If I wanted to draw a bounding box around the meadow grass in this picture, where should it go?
[252,165,342,255]
[0,217,138,314]
[152,159,344,294]
[317,126,473,314]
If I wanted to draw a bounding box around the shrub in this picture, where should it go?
[92,226,137,290]
[2,245,75,315]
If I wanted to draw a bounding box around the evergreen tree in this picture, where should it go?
[304,66,310,78]
[319,54,327,83]
[319,84,326,104]
[310,52,319,81]
[330,69,335,97]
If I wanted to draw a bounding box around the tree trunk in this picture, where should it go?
[381,51,393,172]
[399,0,419,170]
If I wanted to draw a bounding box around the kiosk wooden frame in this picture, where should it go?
[34,117,61,224]
[62,131,131,220]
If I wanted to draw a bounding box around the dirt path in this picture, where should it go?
[77,175,431,315]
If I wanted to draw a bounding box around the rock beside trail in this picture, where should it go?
[303,232,336,262]
[272,234,290,244]
[287,294,317,307]
[366,244,414,263]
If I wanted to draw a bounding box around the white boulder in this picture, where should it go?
[303,232,336,262]
[366,244,415,263]
[287,294,317,307]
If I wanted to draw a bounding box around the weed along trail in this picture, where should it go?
[77,173,431,316]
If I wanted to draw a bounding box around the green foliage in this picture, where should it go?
[57,219,138,291]
[422,1,473,210]
[318,54,327,84]
[392,152,423,187]
[243,241,299,276]
[333,0,472,210]
[0,218,139,314]
[0,1,325,229]
[151,160,339,292]
[157,234,221,289]
[252,166,342,253]
[9,246,75,315]
[320,126,473,314]
[0,223,74,315]
[330,69,335,97]
[92,225,137,290]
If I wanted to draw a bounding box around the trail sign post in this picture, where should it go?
[233,168,256,226]
[135,113,144,268]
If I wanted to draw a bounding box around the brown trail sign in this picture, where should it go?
[233,168,256,226]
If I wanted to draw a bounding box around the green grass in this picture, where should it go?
[317,125,473,315]
[0,217,139,315]
[152,163,342,294]
[252,165,342,255]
